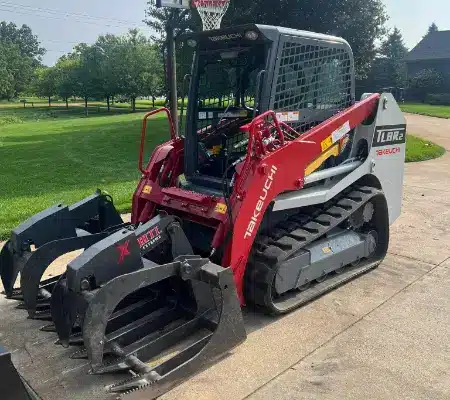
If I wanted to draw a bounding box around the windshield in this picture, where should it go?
[195,43,268,132]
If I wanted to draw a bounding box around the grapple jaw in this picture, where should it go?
[0,191,125,318]
[52,215,246,399]
[87,258,246,399]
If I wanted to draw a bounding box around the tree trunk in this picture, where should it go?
[162,46,168,103]
[107,95,110,112]
[84,97,89,116]
[48,96,51,107]
[131,97,136,112]
[65,98,69,109]
[152,96,155,108]
[166,25,179,134]
[111,95,115,106]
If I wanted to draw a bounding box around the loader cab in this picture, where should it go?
[180,24,356,195]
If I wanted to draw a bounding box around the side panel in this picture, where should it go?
[272,93,406,225]
[368,94,406,223]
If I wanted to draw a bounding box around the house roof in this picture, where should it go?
[406,31,450,61]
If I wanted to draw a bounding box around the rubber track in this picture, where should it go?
[245,185,383,314]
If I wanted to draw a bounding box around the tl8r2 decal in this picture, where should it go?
[372,125,406,147]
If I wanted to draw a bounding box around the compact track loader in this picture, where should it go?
[0,24,406,400]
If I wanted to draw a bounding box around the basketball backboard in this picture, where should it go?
[155,0,190,9]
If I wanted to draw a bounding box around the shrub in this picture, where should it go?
[0,115,24,125]
[426,93,450,106]
[407,69,443,102]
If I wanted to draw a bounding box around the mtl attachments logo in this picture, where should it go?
[117,240,130,264]
[373,125,406,147]
[137,226,162,251]
[245,165,278,239]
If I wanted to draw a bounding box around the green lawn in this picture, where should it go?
[400,103,450,119]
[0,101,446,240]
[0,107,173,239]
[406,135,445,162]
[0,103,145,123]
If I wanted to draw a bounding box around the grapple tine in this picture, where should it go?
[107,374,157,394]
[21,233,111,318]
[51,277,83,347]
[63,332,85,346]
[0,241,31,298]
[40,323,57,332]
[70,347,88,360]
[30,310,52,321]
[8,293,24,301]
[93,356,133,374]
[15,302,27,310]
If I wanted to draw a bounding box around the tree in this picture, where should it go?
[145,2,194,104]
[0,22,45,65]
[33,67,58,106]
[0,46,15,99]
[0,22,42,99]
[408,69,443,102]
[223,0,388,79]
[71,43,104,115]
[95,34,122,111]
[0,41,34,99]
[114,30,164,112]
[423,22,439,39]
[377,27,409,88]
[55,55,78,109]
[145,0,388,80]
[142,68,164,108]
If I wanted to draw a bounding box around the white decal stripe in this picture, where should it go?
[331,121,351,143]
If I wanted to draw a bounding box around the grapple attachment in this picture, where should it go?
[0,190,125,320]
[51,214,246,398]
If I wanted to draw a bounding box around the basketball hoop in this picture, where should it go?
[192,0,230,31]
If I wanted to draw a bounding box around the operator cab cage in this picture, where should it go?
[179,24,355,192]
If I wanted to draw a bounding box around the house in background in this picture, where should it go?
[405,30,450,79]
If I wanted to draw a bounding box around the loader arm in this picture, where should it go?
[226,93,380,302]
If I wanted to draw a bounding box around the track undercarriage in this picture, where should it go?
[246,185,389,314]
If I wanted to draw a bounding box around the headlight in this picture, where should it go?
[245,30,259,40]
[187,39,197,47]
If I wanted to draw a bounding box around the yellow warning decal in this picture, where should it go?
[322,246,332,254]
[305,144,340,176]
[321,136,333,152]
[215,203,228,214]
[143,185,152,195]
[212,145,222,155]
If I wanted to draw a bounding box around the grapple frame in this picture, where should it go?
[51,214,246,396]
[0,191,125,319]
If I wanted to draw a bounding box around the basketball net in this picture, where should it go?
[192,0,230,31]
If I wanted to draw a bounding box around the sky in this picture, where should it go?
[0,0,448,66]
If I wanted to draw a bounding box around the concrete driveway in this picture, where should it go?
[164,113,450,400]
[1,113,449,399]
